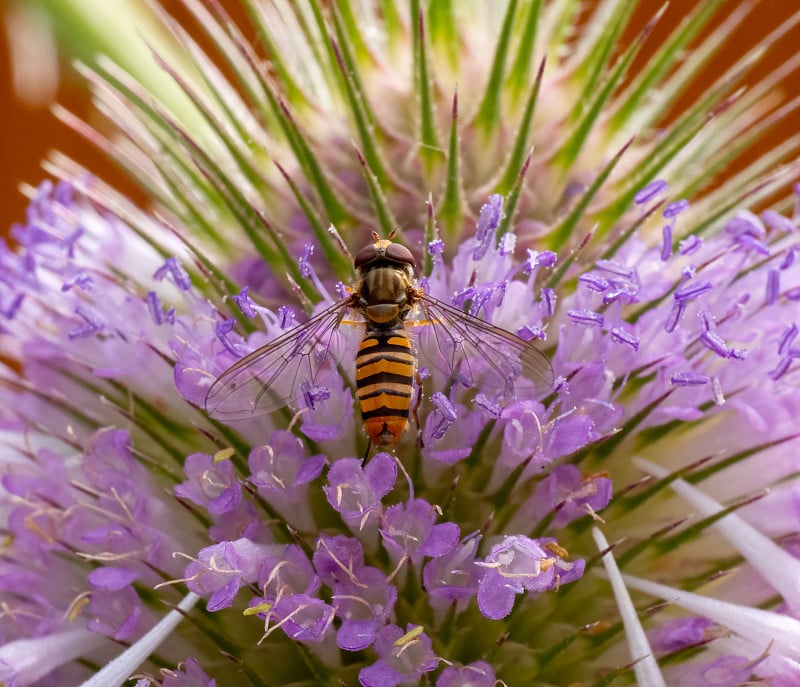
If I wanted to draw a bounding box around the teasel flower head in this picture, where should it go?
[3,1,800,685]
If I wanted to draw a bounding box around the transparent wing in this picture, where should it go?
[205,299,357,420]
[413,293,554,402]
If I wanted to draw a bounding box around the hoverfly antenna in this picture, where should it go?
[387,229,397,240]
[371,230,380,241]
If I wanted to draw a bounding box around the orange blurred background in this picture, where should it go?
[1,1,799,235]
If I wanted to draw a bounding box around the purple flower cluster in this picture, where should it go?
[3,177,800,685]
[173,440,583,682]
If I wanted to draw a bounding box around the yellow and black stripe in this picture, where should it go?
[356,328,415,446]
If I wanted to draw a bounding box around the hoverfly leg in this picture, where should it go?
[413,371,425,449]
[361,438,373,463]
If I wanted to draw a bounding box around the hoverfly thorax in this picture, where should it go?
[354,236,417,329]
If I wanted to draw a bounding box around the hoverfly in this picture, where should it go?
[205,233,553,448]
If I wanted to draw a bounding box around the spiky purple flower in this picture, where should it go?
[3,1,800,686]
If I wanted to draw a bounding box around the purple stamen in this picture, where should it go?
[610,327,639,351]
[595,259,634,279]
[431,392,457,420]
[633,179,668,205]
[578,273,609,292]
[603,281,639,304]
[429,392,458,439]
[729,347,748,361]
[468,287,492,317]
[778,324,798,355]
[780,247,797,270]
[232,286,257,318]
[517,325,545,341]
[474,393,502,419]
[536,251,557,268]
[674,280,712,302]
[765,269,780,306]
[61,272,93,292]
[302,380,331,410]
[670,371,709,386]
[427,239,445,256]
[521,249,557,276]
[663,199,690,218]
[59,227,84,258]
[473,195,503,260]
[679,235,703,255]
[334,281,348,299]
[0,292,24,320]
[278,305,296,329]
[786,287,800,301]
[665,300,686,333]
[299,243,314,278]
[540,288,556,317]
[153,257,191,291]
[146,291,166,326]
[215,318,239,356]
[68,304,105,339]
[567,309,604,328]
[769,356,792,380]
[761,209,795,233]
[660,224,673,261]
[476,195,503,236]
[699,310,716,331]
[725,210,766,239]
[734,234,769,256]
[700,330,730,358]
[452,287,475,309]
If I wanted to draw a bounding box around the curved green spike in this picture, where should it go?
[495,56,546,195]
[610,0,728,134]
[496,152,533,239]
[553,5,665,175]
[423,193,440,277]
[428,0,459,70]
[378,0,404,56]
[354,144,397,236]
[147,45,273,200]
[327,2,381,132]
[415,5,442,177]
[568,0,636,118]
[273,161,353,281]
[654,493,767,557]
[472,0,518,136]
[549,137,634,250]
[199,13,351,226]
[439,91,465,238]
[242,0,309,109]
[506,0,542,102]
[329,37,391,188]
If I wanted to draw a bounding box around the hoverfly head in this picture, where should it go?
[354,232,416,271]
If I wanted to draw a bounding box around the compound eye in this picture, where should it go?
[354,243,379,268]
[385,242,415,266]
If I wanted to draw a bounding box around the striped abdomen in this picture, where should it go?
[355,327,415,446]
